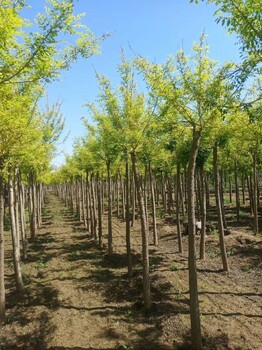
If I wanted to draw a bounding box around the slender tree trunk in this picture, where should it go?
[204,173,210,210]
[242,173,246,205]
[125,160,133,278]
[0,173,5,322]
[187,129,202,350]
[220,169,228,231]
[149,162,158,246]
[85,172,90,232]
[9,171,24,292]
[229,175,232,204]
[91,173,97,240]
[96,174,103,249]
[131,174,136,227]
[107,162,113,255]
[252,153,259,234]
[213,144,229,272]
[176,163,183,253]
[18,172,27,260]
[131,151,151,310]
[199,168,206,260]
[234,161,240,222]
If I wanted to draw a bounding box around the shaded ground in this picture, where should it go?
[1,193,262,350]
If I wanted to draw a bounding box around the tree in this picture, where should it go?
[0,0,103,85]
[190,0,262,83]
[137,34,233,349]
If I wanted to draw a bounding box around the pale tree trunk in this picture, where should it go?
[116,174,120,218]
[131,151,151,310]
[81,176,87,228]
[179,170,185,217]
[85,172,90,232]
[120,175,126,220]
[219,169,228,231]
[149,162,158,246]
[199,168,206,260]
[0,173,6,322]
[131,174,136,227]
[9,171,24,292]
[229,175,232,204]
[187,129,202,350]
[91,173,97,240]
[176,163,183,253]
[246,174,254,216]
[107,163,113,255]
[242,173,246,205]
[213,144,229,272]
[125,160,133,278]
[143,166,149,230]
[28,173,36,240]
[70,178,74,214]
[18,171,27,260]
[252,153,259,234]
[205,173,210,209]
[96,174,103,249]
[234,161,240,222]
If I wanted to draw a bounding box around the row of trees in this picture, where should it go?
[52,31,261,350]
[2,1,261,349]
[0,0,102,324]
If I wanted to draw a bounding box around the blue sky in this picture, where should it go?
[24,1,241,166]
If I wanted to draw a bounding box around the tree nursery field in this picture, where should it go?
[2,192,261,350]
[0,1,261,350]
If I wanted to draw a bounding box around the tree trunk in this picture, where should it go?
[18,171,27,260]
[96,174,103,249]
[213,144,229,272]
[149,162,158,246]
[0,174,5,322]
[187,129,202,350]
[107,162,113,255]
[131,151,151,310]
[176,163,183,254]
[9,171,24,292]
[125,160,133,278]
[252,153,259,234]
[91,173,97,240]
[234,161,240,222]
[199,168,206,260]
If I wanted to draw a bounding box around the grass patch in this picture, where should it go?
[240,264,253,272]
[170,263,182,271]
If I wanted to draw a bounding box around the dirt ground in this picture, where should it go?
[1,193,262,350]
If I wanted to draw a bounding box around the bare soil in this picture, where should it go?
[1,193,262,350]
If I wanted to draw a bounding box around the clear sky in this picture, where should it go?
[24,0,241,167]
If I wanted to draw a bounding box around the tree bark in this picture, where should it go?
[149,162,158,246]
[131,151,151,310]
[0,174,5,322]
[234,161,240,222]
[199,168,206,260]
[176,163,183,253]
[9,171,24,292]
[187,129,202,350]
[107,162,113,255]
[125,160,133,278]
[252,153,259,234]
[213,144,229,272]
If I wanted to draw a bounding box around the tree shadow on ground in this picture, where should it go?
[6,281,60,310]
[4,275,61,349]
[174,330,247,350]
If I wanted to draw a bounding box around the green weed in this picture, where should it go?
[240,264,252,272]
[227,247,240,256]
[156,209,165,218]
[170,263,181,271]
[36,257,48,268]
